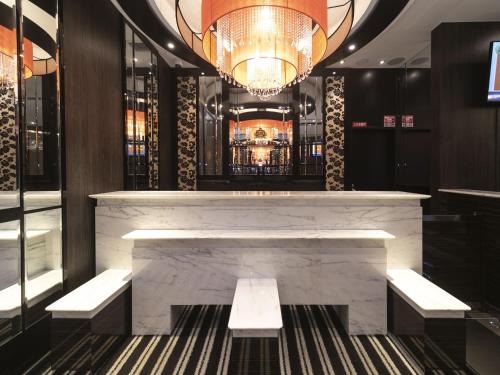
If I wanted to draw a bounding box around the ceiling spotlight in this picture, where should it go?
[379,60,385,65]
[340,60,345,65]
[201,72,205,75]
[348,44,356,51]
[167,42,175,49]
[133,57,138,62]
[332,71,336,75]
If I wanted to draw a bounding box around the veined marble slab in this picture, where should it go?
[228,279,282,338]
[92,190,430,206]
[93,191,426,274]
[132,236,388,336]
[388,269,471,318]
[439,189,500,200]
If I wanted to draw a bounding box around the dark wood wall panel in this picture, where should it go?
[63,0,124,291]
[158,60,177,190]
[431,23,500,208]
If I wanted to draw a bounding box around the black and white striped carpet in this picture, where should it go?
[96,305,436,375]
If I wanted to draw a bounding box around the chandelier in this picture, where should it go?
[201,1,328,100]
[0,24,33,87]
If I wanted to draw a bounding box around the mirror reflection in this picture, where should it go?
[24,208,62,326]
[22,0,61,210]
[0,220,21,345]
[0,0,19,209]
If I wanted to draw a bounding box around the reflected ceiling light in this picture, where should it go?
[200,0,329,101]
[0,24,33,86]
[340,60,345,65]
[379,60,385,65]
[167,42,175,49]
[348,44,356,51]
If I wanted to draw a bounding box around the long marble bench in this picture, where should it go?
[124,229,395,336]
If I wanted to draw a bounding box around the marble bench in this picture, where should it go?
[46,269,131,373]
[387,269,471,372]
[228,279,282,338]
[124,229,395,336]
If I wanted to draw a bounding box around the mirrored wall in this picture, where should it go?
[197,76,324,180]
[124,24,159,190]
[0,0,63,347]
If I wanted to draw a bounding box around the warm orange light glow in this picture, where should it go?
[0,24,34,84]
[201,0,327,100]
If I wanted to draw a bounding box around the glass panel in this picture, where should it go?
[299,77,324,176]
[0,220,21,344]
[198,76,223,175]
[24,208,62,326]
[22,0,61,210]
[125,25,159,190]
[0,0,19,209]
[228,87,293,176]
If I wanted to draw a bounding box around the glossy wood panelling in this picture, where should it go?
[431,23,500,210]
[62,0,124,291]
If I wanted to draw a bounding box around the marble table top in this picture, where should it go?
[123,229,396,240]
[91,191,430,206]
[439,189,500,199]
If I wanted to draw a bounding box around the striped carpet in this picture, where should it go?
[98,305,423,375]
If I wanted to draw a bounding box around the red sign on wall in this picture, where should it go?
[384,115,396,128]
[402,115,414,128]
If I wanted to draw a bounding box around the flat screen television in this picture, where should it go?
[488,41,500,103]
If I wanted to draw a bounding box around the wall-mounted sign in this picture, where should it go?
[352,122,368,128]
[402,115,414,128]
[384,115,396,128]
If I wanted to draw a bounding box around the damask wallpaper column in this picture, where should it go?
[324,76,345,191]
[177,76,197,191]
[0,86,17,191]
[146,77,159,190]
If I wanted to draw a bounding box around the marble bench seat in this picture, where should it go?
[228,279,282,338]
[46,269,131,319]
[387,269,470,319]
[126,229,394,336]
[46,269,131,373]
[0,269,63,319]
[387,269,471,372]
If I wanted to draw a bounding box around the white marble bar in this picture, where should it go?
[439,188,500,199]
[130,231,390,335]
[92,191,429,274]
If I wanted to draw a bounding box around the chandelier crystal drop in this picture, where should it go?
[202,1,327,101]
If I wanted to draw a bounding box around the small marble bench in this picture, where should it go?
[387,269,471,372]
[229,279,282,338]
[125,229,394,336]
[0,269,63,319]
[46,269,131,373]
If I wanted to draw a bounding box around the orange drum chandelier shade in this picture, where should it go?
[0,24,33,85]
[201,0,328,100]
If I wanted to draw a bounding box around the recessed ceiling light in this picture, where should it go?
[348,44,356,51]
[340,60,345,65]
[332,71,336,75]
[201,72,205,75]
[167,42,175,49]
[133,58,138,62]
[379,60,385,65]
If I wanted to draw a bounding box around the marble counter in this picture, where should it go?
[439,189,500,199]
[91,190,429,273]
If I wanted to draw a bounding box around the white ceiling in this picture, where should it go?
[330,0,500,69]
